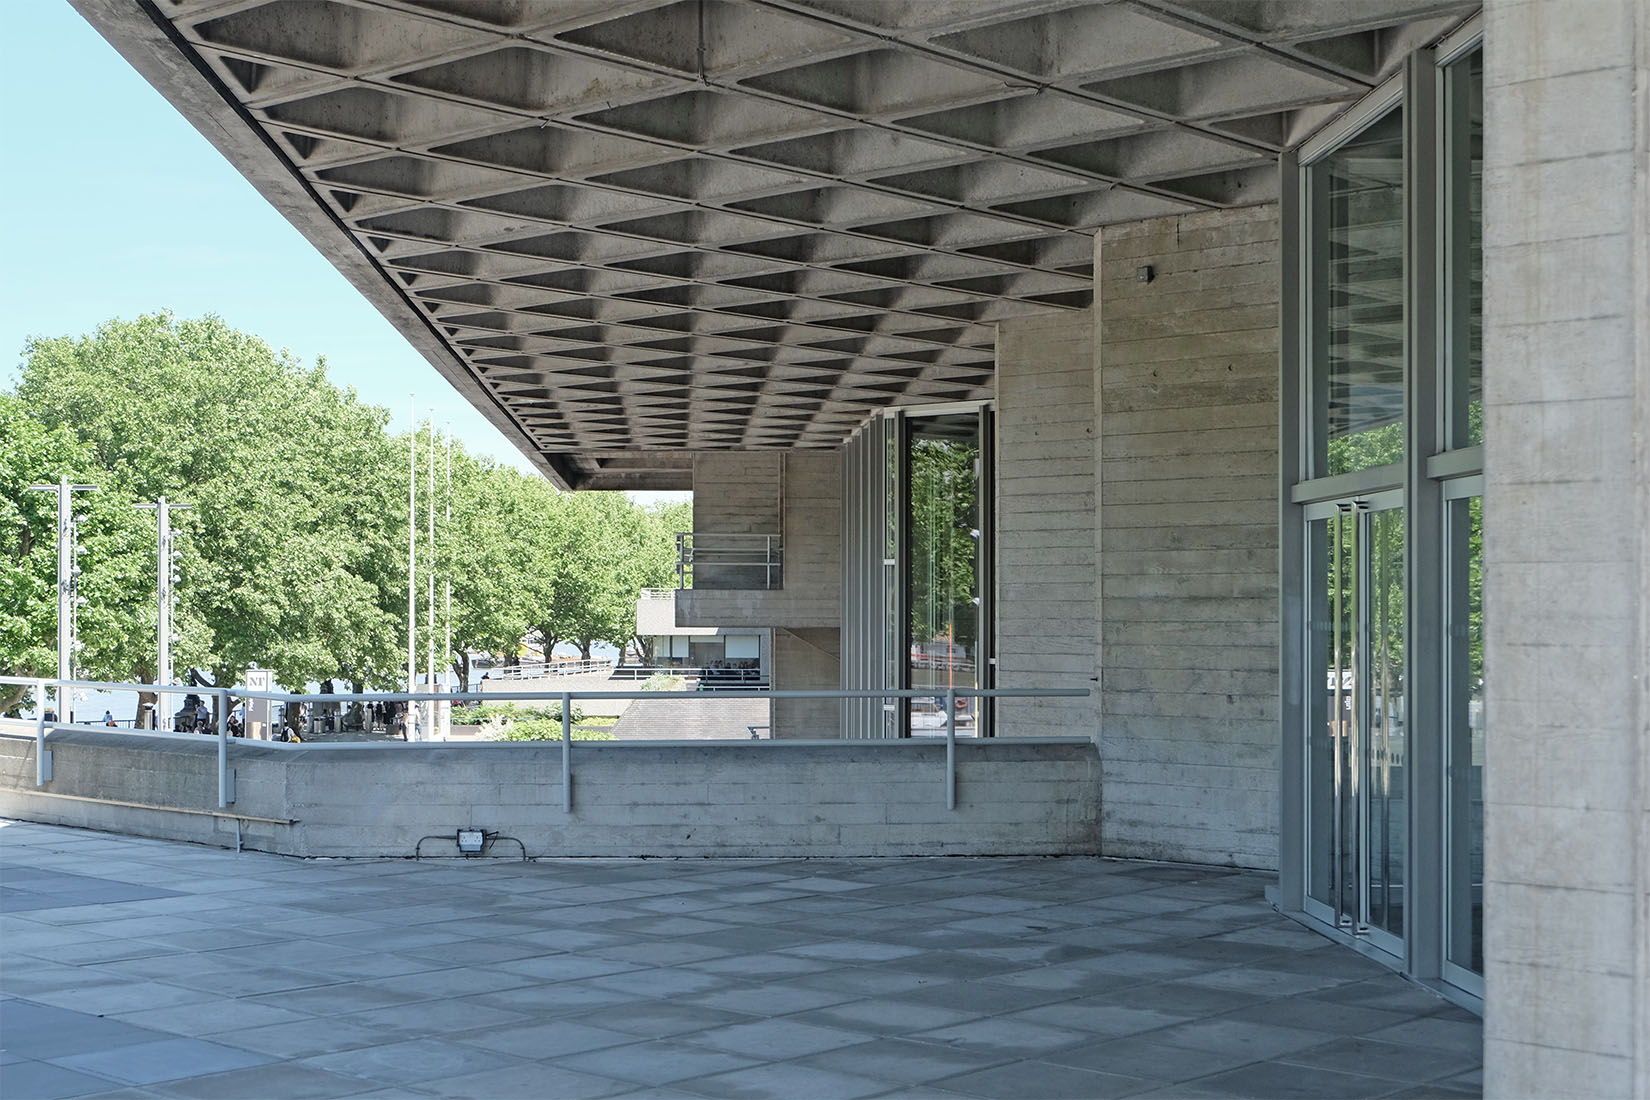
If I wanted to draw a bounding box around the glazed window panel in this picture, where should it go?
[1309,106,1407,477]
[1444,50,1484,450]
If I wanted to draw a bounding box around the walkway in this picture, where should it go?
[0,821,1481,1099]
[608,697,771,740]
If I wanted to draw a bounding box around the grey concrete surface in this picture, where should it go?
[1480,0,1650,1093]
[0,732,1100,859]
[1,819,1479,1099]
[606,698,770,741]
[1096,206,1282,871]
[994,309,1101,746]
[68,2,1477,481]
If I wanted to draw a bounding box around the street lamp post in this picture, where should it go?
[27,477,99,722]
[135,497,192,729]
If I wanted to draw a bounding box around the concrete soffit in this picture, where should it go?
[72,0,1476,488]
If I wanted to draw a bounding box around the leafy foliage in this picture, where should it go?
[490,718,613,742]
[2,313,684,704]
[908,435,979,652]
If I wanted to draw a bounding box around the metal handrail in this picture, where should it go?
[1,676,1090,815]
[675,531,783,590]
[487,659,614,681]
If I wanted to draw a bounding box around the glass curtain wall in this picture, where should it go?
[904,412,986,737]
[1288,35,1484,1004]
[1313,107,1406,478]
[840,405,994,739]
[841,415,897,739]
[1441,47,1485,993]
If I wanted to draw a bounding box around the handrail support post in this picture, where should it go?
[34,678,51,786]
[946,689,957,811]
[561,691,572,813]
[216,687,233,808]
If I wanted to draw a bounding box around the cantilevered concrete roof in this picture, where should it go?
[74,0,1475,488]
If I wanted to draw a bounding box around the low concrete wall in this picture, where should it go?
[0,729,1100,859]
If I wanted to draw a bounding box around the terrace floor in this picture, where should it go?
[0,820,1481,1099]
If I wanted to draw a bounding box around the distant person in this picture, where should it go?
[103,710,116,727]
[43,708,57,723]
[194,700,210,732]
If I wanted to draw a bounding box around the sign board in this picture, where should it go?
[245,668,274,740]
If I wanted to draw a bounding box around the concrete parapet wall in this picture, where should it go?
[0,730,1099,859]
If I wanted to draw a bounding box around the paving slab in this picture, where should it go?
[0,819,1481,1099]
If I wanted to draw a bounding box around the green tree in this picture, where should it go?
[17,313,406,692]
[909,437,979,654]
[0,394,152,712]
[9,312,691,706]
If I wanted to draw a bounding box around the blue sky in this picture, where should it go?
[0,2,622,486]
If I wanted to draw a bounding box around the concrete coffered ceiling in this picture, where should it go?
[73,0,1476,488]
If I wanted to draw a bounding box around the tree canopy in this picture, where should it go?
[3,313,687,704]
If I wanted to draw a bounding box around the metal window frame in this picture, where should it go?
[1281,37,1487,1012]
[894,400,994,739]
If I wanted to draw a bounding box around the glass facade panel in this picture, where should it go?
[1306,512,1352,914]
[1446,495,1485,975]
[1291,41,1485,1001]
[1311,107,1407,477]
[1444,53,1484,449]
[1366,507,1406,939]
[905,413,981,736]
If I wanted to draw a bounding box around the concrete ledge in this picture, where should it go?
[0,729,1100,858]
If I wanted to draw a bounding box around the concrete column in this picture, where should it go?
[1481,1,1649,1094]
[1097,206,1282,869]
[994,310,1099,740]
[679,450,842,738]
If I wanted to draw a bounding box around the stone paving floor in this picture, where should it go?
[0,820,1482,1099]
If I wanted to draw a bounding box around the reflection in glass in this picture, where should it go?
[1445,51,1484,448]
[884,424,901,737]
[1306,503,1406,940]
[1447,496,1485,974]
[905,414,980,736]
[1307,512,1354,913]
[1366,507,1406,938]
[1312,107,1406,476]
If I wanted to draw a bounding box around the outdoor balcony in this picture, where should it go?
[0,818,1483,1098]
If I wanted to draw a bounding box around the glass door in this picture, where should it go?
[1305,490,1406,955]
[903,410,987,737]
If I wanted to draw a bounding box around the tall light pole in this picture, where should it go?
[135,497,191,729]
[426,419,436,739]
[27,477,99,720]
[443,426,452,738]
[407,397,417,739]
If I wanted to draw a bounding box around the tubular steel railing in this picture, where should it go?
[0,677,1089,817]
[486,659,614,681]
[674,532,783,590]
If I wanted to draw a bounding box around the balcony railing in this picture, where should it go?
[1,676,1089,815]
[487,659,615,681]
[675,532,782,590]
